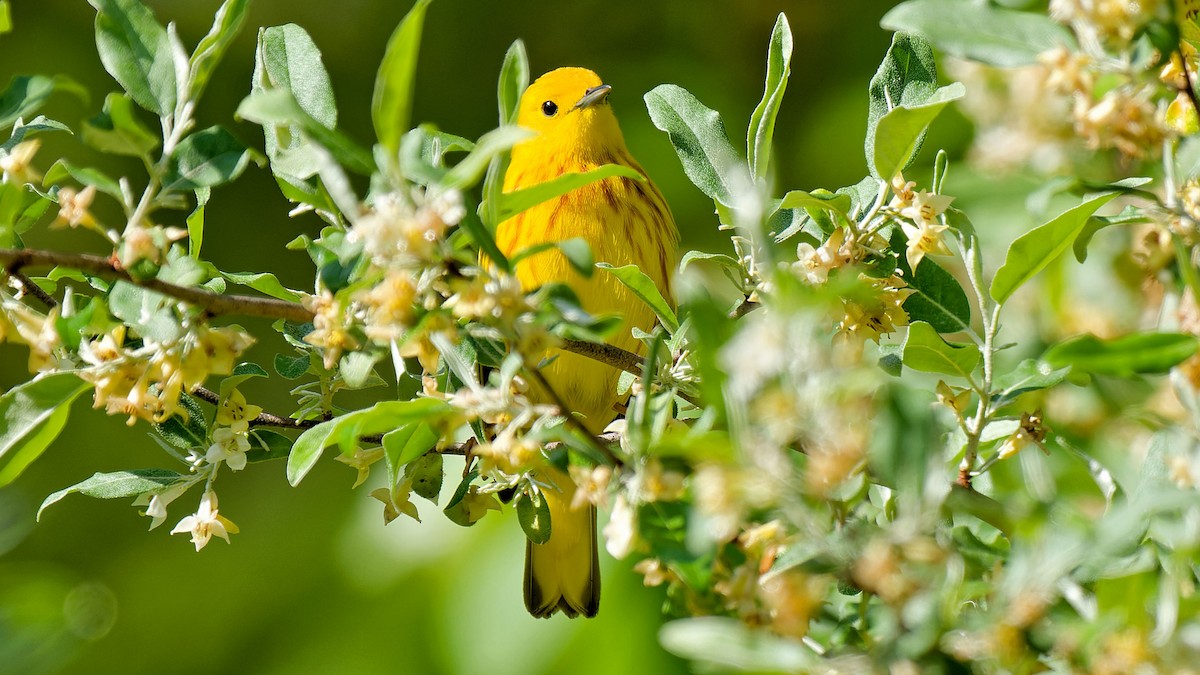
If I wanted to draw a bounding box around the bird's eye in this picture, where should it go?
[541,100,558,117]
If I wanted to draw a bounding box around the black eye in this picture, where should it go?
[541,100,558,117]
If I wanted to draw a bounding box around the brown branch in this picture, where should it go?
[3,266,58,308]
[191,385,319,431]
[730,298,759,319]
[560,338,644,377]
[0,248,313,323]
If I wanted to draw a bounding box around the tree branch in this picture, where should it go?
[3,266,58,308]
[0,247,312,323]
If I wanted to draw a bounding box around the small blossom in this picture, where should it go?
[335,447,384,488]
[370,480,421,525]
[997,410,1049,460]
[137,482,189,530]
[1038,47,1093,94]
[569,464,612,510]
[460,487,502,523]
[836,275,914,348]
[633,558,672,587]
[793,228,849,285]
[205,427,251,471]
[51,185,98,229]
[602,493,638,559]
[1073,86,1165,160]
[216,389,263,434]
[170,492,239,551]
[935,380,972,417]
[302,291,359,370]
[0,139,41,184]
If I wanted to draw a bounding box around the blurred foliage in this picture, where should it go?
[13,0,1200,674]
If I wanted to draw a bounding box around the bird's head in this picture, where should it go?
[515,67,625,159]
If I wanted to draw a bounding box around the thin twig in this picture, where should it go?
[4,266,58,308]
[0,248,313,323]
[559,338,644,376]
[730,298,759,319]
[191,385,318,431]
[526,362,624,467]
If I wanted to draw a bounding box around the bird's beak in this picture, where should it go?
[572,84,612,111]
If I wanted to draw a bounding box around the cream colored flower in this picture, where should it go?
[793,228,849,285]
[569,464,612,510]
[602,493,638,559]
[51,185,98,229]
[170,492,239,551]
[997,410,1049,460]
[370,480,421,524]
[302,291,359,370]
[205,427,251,471]
[216,389,263,434]
[0,139,41,184]
[335,447,384,488]
[139,482,189,530]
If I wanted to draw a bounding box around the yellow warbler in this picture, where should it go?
[497,67,678,618]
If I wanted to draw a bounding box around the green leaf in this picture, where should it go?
[660,618,820,672]
[372,0,431,160]
[992,359,1070,407]
[902,320,980,378]
[511,238,596,278]
[497,39,528,125]
[597,263,678,333]
[405,452,443,502]
[382,422,438,487]
[882,0,1076,67]
[0,1,10,35]
[218,362,268,400]
[44,159,123,200]
[165,126,252,190]
[37,469,185,520]
[480,40,528,228]
[152,391,207,450]
[990,191,1121,304]
[237,89,373,175]
[189,0,250,101]
[0,75,87,129]
[0,373,90,487]
[220,270,302,302]
[82,92,159,157]
[88,0,176,116]
[4,115,73,153]
[187,187,208,258]
[865,33,937,180]
[287,398,452,486]
[644,84,746,206]
[1043,332,1199,377]
[274,353,310,379]
[776,189,851,217]
[442,125,532,191]
[900,256,971,334]
[287,420,336,486]
[255,24,336,128]
[516,488,551,544]
[747,13,792,181]
[485,163,645,224]
[339,351,381,389]
[106,281,182,343]
[1073,206,1150,263]
[871,82,964,181]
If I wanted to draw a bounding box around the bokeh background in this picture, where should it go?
[0,1,919,673]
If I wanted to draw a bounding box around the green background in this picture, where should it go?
[1,1,903,673]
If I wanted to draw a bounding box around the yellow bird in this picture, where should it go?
[497,67,678,618]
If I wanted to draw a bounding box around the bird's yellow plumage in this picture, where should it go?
[498,67,677,618]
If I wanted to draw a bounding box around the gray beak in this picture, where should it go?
[572,84,612,111]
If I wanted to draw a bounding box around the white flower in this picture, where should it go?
[141,483,189,530]
[793,228,847,285]
[603,494,638,559]
[205,427,251,471]
[170,492,239,551]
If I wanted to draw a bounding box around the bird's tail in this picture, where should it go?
[523,467,600,618]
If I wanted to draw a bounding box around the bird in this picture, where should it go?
[496,67,678,618]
